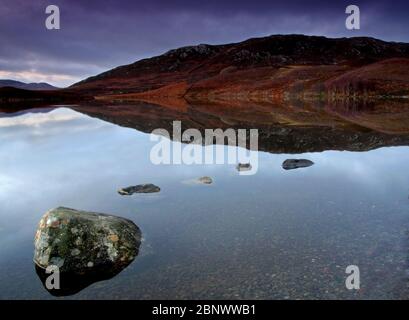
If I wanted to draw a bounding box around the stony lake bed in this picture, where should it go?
[1,104,409,299]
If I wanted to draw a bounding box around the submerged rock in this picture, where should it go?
[236,163,252,172]
[118,183,160,195]
[182,176,213,185]
[282,159,314,170]
[34,207,141,296]
[197,176,213,184]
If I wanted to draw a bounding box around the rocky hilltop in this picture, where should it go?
[70,35,409,101]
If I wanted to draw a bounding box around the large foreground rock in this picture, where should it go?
[34,207,141,295]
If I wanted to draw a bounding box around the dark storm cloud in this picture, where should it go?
[1,0,408,86]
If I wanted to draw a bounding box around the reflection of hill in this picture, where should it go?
[0,107,54,118]
[73,99,409,154]
[324,99,409,134]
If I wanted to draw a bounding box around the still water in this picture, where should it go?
[1,106,409,299]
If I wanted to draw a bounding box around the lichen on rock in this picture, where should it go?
[34,207,141,275]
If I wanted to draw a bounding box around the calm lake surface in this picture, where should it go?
[1,105,409,299]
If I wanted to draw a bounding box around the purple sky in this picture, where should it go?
[1,0,409,87]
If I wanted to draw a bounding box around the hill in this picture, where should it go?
[70,35,409,100]
[0,80,58,90]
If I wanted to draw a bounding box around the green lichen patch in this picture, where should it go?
[34,207,141,275]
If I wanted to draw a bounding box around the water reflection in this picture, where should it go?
[72,99,409,153]
[34,258,140,297]
[0,103,409,299]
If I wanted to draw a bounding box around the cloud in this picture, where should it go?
[0,70,80,87]
[0,108,84,127]
[1,0,408,87]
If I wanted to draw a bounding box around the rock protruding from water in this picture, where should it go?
[282,159,314,170]
[236,163,252,172]
[197,176,213,184]
[118,183,160,195]
[34,207,141,296]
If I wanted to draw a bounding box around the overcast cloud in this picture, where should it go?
[0,0,408,87]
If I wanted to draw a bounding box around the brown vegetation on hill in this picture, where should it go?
[2,35,409,113]
[70,35,409,101]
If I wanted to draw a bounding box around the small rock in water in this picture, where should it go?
[197,176,213,184]
[34,207,141,296]
[182,176,214,185]
[118,183,160,195]
[282,159,314,170]
[236,163,252,172]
